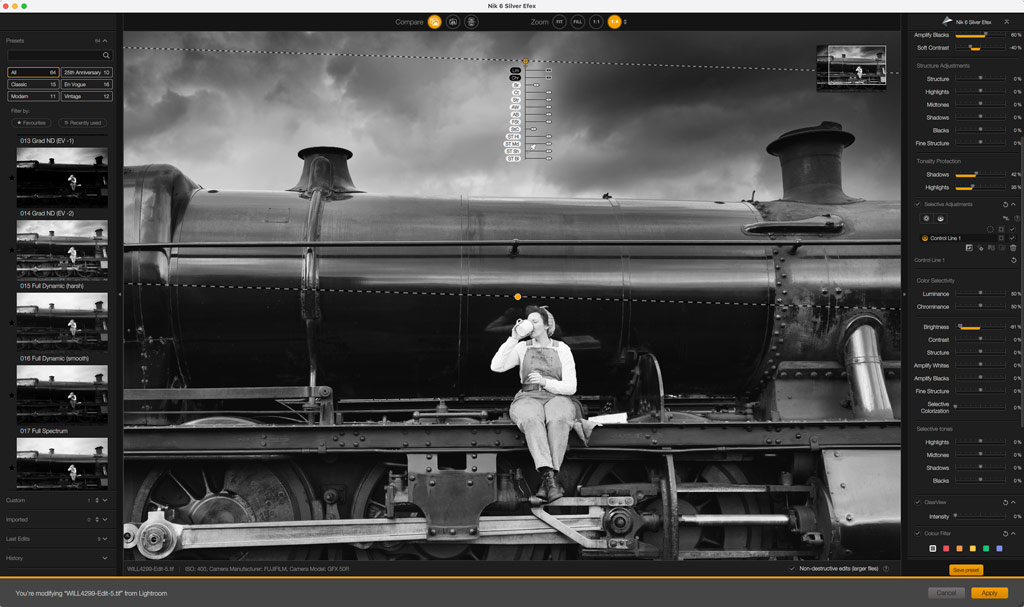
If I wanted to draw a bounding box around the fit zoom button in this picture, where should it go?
[971,588,1008,600]
[551,14,567,29]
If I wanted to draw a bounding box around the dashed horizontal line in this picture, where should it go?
[123,46,900,75]
[125,281,900,312]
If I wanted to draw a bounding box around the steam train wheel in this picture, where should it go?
[53,263,71,278]
[678,463,769,553]
[347,462,564,560]
[30,265,49,277]
[76,265,95,277]
[129,461,317,560]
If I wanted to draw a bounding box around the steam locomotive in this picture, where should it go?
[122,122,901,562]
[16,155,109,207]
[16,446,109,490]
[16,374,109,424]
[16,229,109,279]
[17,300,109,351]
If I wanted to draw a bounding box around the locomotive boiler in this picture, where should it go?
[16,373,108,424]
[16,155,109,207]
[16,229,109,279]
[122,122,901,563]
[17,300,109,351]
[16,445,108,490]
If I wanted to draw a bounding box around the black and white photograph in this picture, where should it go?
[16,438,108,490]
[816,44,887,91]
[120,30,901,565]
[16,147,109,207]
[16,365,108,424]
[16,220,109,280]
[16,293,109,352]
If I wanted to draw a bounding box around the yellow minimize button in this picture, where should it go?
[971,587,1008,599]
[949,564,984,576]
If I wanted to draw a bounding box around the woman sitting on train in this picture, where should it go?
[490,305,577,502]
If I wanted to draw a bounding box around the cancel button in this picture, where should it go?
[928,587,965,599]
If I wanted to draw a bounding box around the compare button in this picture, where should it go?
[971,588,1008,599]
[949,564,984,576]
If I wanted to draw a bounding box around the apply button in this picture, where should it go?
[949,564,984,576]
[971,587,1008,599]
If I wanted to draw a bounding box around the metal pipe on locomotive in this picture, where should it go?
[122,122,900,561]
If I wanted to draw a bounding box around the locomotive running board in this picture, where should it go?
[125,504,621,560]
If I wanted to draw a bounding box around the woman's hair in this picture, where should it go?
[524,305,556,336]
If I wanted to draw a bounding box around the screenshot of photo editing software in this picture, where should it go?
[1,1,1024,604]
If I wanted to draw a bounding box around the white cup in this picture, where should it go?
[514,319,533,338]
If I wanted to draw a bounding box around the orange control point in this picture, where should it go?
[514,293,522,300]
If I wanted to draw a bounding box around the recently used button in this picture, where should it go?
[927,587,965,599]
[949,564,984,576]
[971,587,1008,599]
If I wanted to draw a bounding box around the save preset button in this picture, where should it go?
[949,564,984,576]
[970,588,1008,599]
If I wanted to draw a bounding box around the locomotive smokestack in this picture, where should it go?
[49,448,55,454]
[95,373,104,383]
[49,303,55,310]
[95,301,104,311]
[766,121,862,204]
[94,228,104,239]
[95,446,103,455]
[289,147,360,197]
[49,230,55,237]
[95,155,104,166]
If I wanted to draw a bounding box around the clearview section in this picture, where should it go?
[908,13,1024,573]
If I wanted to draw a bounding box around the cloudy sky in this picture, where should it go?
[17,437,107,456]
[17,147,107,165]
[125,30,899,201]
[17,365,107,383]
[17,293,107,310]
[17,220,107,238]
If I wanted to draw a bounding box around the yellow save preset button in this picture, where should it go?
[949,564,984,576]
[971,587,1008,599]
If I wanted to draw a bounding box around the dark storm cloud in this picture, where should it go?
[17,292,107,310]
[125,30,899,201]
[17,147,106,165]
[16,220,107,238]
[17,365,106,383]
[17,437,107,456]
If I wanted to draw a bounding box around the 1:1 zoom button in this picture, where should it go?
[589,15,604,29]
